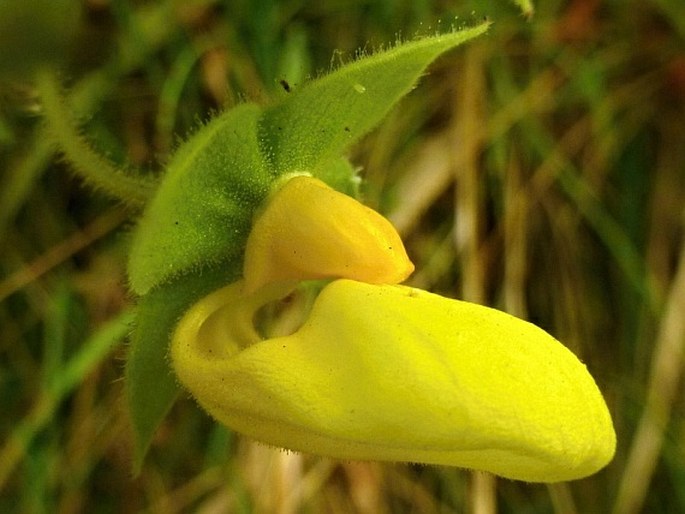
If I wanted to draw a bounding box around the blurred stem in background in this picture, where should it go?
[614,237,685,514]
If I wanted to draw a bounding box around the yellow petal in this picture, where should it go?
[172,279,615,482]
[243,175,414,293]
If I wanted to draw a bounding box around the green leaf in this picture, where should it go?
[126,265,235,475]
[128,23,489,296]
[128,103,273,295]
[259,21,490,176]
[314,157,360,198]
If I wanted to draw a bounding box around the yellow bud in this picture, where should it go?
[172,279,615,482]
[243,176,414,293]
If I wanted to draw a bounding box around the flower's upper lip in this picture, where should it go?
[242,176,414,294]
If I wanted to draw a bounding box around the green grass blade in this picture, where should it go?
[0,309,133,490]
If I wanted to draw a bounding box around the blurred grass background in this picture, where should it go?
[1,0,684,512]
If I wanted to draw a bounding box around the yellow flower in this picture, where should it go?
[243,175,414,293]
[171,176,616,482]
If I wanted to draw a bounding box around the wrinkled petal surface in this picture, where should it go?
[243,176,414,293]
[172,279,615,482]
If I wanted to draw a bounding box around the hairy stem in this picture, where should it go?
[35,68,155,207]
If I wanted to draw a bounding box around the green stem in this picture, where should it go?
[35,68,155,208]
